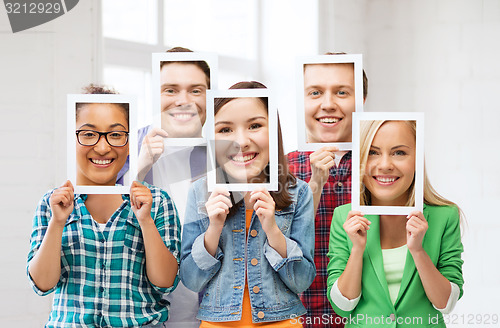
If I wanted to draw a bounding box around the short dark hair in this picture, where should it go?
[305,52,368,100]
[160,47,211,88]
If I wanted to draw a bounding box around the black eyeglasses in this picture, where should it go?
[76,130,129,147]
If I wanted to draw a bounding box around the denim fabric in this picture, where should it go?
[180,178,316,323]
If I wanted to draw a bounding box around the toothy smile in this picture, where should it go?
[91,159,113,165]
[230,153,257,163]
[170,113,197,120]
[374,176,399,184]
[317,117,341,124]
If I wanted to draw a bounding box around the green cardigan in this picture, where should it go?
[327,204,464,327]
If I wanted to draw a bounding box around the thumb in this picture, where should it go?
[131,180,142,189]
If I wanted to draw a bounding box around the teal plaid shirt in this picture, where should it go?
[27,183,181,327]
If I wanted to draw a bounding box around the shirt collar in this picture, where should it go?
[72,193,136,227]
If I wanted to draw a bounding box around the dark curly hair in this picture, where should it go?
[75,84,129,125]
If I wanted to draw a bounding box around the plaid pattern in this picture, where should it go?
[287,151,351,328]
[27,183,181,327]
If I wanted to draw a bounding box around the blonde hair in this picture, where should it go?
[359,120,464,221]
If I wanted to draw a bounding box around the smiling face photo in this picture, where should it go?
[75,102,130,186]
[304,62,356,143]
[362,120,416,207]
[159,61,209,138]
[214,97,270,184]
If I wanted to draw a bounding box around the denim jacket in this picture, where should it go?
[180,178,316,323]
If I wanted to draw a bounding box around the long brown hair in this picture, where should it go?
[215,81,296,214]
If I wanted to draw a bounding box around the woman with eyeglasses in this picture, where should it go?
[27,85,181,327]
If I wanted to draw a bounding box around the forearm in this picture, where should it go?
[266,227,287,258]
[337,247,364,300]
[28,221,64,292]
[204,224,223,257]
[308,179,324,215]
[141,219,178,288]
[411,249,451,309]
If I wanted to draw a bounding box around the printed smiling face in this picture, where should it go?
[304,63,356,143]
[363,121,416,206]
[160,62,208,138]
[214,97,270,184]
[75,103,129,186]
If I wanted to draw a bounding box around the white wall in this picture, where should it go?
[330,0,500,325]
[260,0,319,154]
[0,1,99,325]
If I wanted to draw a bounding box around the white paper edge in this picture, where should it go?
[351,111,424,215]
[206,89,278,192]
[67,94,138,195]
[296,54,364,151]
[151,52,218,146]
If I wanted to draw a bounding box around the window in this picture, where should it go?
[102,0,158,45]
[102,0,320,152]
[163,0,258,60]
[102,0,259,127]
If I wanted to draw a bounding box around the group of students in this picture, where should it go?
[27,47,464,328]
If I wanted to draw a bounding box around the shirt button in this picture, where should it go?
[257,311,265,319]
[337,182,343,187]
[252,286,260,294]
[251,258,258,266]
[389,313,396,321]
[250,229,258,237]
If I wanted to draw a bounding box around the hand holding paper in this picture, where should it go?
[406,210,428,253]
[137,128,168,180]
[343,210,370,251]
[49,180,75,226]
[130,181,153,224]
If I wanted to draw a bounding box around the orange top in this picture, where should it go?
[200,210,302,328]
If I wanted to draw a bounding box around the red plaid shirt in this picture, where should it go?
[287,151,351,328]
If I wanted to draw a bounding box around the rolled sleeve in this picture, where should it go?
[192,232,223,271]
[154,188,182,260]
[27,269,58,296]
[329,279,361,312]
[26,190,62,296]
[148,275,180,295]
[326,205,355,317]
[264,236,303,271]
[149,185,182,294]
[433,281,460,314]
[269,181,316,294]
[180,181,224,293]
